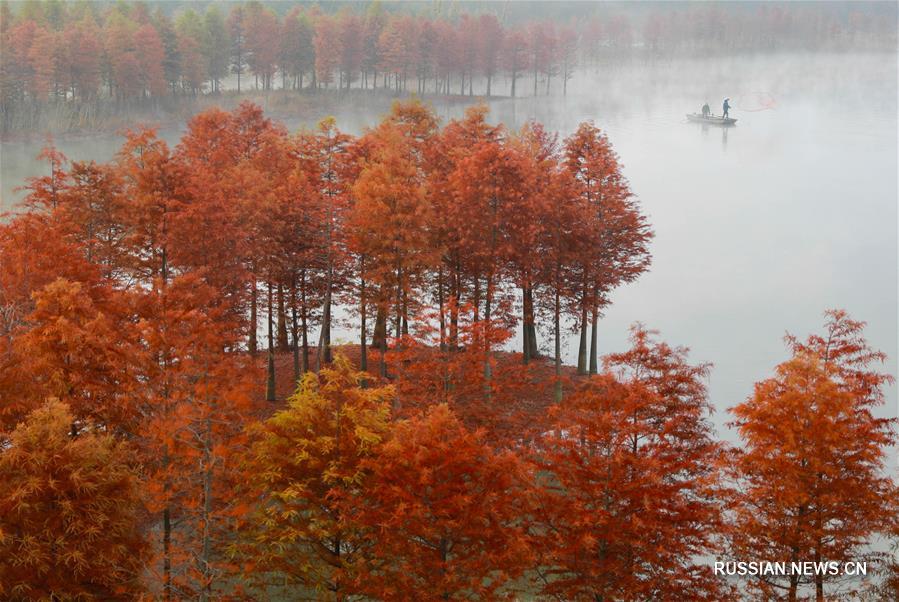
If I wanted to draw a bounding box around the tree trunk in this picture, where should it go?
[554,286,562,403]
[163,504,171,600]
[300,272,309,373]
[438,267,446,351]
[522,284,531,364]
[394,266,402,339]
[249,277,257,356]
[372,303,387,350]
[788,543,800,602]
[266,283,276,401]
[360,259,368,374]
[815,544,824,602]
[277,282,289,351]
[484,274,493,392]
[473,277,481,323]
[401,287,409,336]
[378,308,388,379]
[523,282,538,363]
[291,283,300,383]
[589,302,599,375]
[450,265,460,348]
[577,292,588,375]
[200,414,213,602]
[317,271,332,370]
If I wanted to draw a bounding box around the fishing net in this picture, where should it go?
[731,92,778,112]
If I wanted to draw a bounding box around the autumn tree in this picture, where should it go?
[564,121,651,376]
[350,101,438,375]
[727,310,897,602]
[361,2,386,89]
[62,15,101,101]
[12,279,138,434]
[558,24,578,95]
[244,2,279,91]
[174,9,207,95]
[279,7,315,90]
[0,401,148,600]
[503,26,529,98]
[378,15,415,92]
[294,117,355,369]
[533,326,725,600]
[426,105,500,349]
[510,121,558,364]
[237,354,392,598]
[457,14,478,95]
[0,148,110,428]
[477,14,503,96]
[349,404,534,600]
[1,19,38,115]
[60,158,130,279]
[337,10,363,91]
[103,12,141,100]
[202,5,229,92]
[152,9,181,96]
[227,4,247,92]
[432,18,459,95]
[313,13,340,89]
[448,136,540,390]
[135,273,259,600]
[27,25,62,101]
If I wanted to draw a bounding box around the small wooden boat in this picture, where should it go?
[687,113,737,125]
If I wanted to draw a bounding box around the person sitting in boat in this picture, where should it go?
[701,102,711,118]
[722,98,731,118]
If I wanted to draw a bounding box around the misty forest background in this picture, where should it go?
[0,0,896,134]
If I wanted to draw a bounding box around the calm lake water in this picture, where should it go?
[2,52,896,441]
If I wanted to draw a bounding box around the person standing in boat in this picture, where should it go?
[702,102,711,118]
[722,98,731,118]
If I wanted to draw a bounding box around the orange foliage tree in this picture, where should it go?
[12,279,138,434]
[564,121,651,376]
[727,310,897,601]
[0,401,148,600]
[349,404,534,600]
[350,100,438,375]
[532,326,725,600]
[135,273,259,599]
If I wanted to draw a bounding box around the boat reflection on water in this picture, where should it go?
[697,120,730,150]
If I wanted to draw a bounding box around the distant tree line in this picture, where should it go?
[1,0,895,130]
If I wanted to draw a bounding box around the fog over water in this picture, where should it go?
[2,52,896,441]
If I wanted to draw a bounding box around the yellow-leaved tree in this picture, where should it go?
[235,354,392,599]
